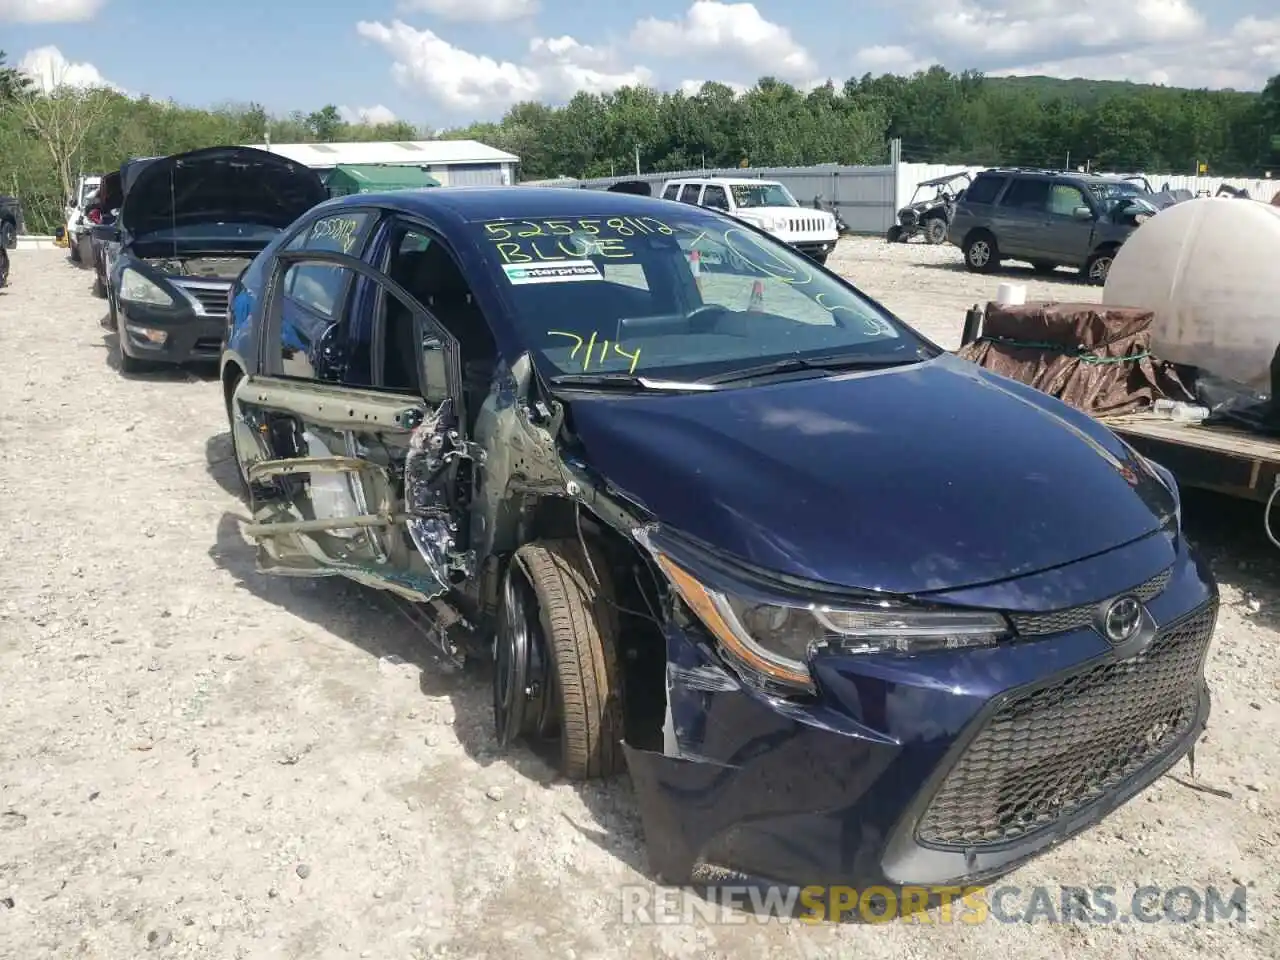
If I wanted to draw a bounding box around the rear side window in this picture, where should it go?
[283,211,374,318]
[678,184,700,204]
[702,185,730,210]
[1000,179,1051,210]
[662,183,681,201]
[963,174,1005,205]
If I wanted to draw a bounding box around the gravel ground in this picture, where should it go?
[0,239,1277,959]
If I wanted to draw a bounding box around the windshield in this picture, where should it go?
[730,183,797,208]
[134,222,282,243]
[1091,180,1147,200]
[472,210,932,382]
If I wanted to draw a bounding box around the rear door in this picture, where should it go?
[992,177,1051,259]
[230,247,468,601]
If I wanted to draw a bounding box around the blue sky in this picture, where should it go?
[4,0,1278,128]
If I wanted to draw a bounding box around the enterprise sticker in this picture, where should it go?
[503,260,601,284]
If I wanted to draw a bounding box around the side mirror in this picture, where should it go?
[1072,206,1094,220]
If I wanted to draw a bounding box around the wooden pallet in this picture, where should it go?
[1105,412,1280,502]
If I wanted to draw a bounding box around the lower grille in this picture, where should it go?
[175,281,231,317]
[192,337,222,353]
[916,601,1216,848]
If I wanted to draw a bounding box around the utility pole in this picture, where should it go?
[1065,150,1070,171]
[634,145,640,177]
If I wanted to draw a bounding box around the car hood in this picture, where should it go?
[120,146,326,237]
[566,353,1176,595]
[738,206,829,220]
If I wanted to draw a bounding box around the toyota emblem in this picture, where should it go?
[1102,596,1143,643]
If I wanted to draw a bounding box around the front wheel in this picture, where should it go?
[924,217,947,244]
[1085,250,1115,286]
[494,539,626,780]
[0,221,15,250]
[963,233,1000,273]
[885,225,903,244]
[809,251,829,266]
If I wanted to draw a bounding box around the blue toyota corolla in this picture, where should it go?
[219,185,1216,891]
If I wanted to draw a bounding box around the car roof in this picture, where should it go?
[976,168,1114,184]
[314,185,721,223]
[664,177,779,186]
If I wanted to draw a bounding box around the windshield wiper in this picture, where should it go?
[547,373,717,392]
[699,353,922,385]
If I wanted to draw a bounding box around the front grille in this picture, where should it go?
[192,337,222,353]
[1009,566,1171,637]
[174,280,231,317]
[788,217,826,233]
[916,600,1215,849]
[899,209,919,227]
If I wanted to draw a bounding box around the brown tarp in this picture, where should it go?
[955,301,1194,417]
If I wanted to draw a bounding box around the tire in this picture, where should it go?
[69,241,81,264]
[223,367,251,500]
[115,307,155,375]
[809,251,829,266]
[500,539,625,780]
[1085,250,1115,286]
[91,271,106,298]
[963,232,1000,273]
[0,221,15,250]
[885,225,902,244]
[1031,261,1058,275]
[924,217,947,245]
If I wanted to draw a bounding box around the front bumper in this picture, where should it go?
[117,299,225,365]
[790,239,837,259]
[625,530,1216,890]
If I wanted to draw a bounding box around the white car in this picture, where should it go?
[65,174,102,263]
[658,177,839,264]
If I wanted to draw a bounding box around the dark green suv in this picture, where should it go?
[946,168,1156,284]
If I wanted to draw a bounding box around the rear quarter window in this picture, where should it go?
[962,175,1006,205]
[678,184,701,204]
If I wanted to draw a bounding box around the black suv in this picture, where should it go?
[946,168,1157,284]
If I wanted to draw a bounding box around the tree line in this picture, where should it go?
[2,50,1278,234]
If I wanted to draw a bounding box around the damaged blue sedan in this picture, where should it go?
[219,186,1217,890]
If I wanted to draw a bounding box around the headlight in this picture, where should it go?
[119,267,175,306]
[652,552,1010,695]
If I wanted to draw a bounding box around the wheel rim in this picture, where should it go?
[969,241,990,266]
[494,565,553,746]
[928,220,946,242]
[1090,257,1112,283]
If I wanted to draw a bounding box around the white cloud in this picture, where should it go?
[852,45,931,76]
[338,104,399,125]
[863,1,1279,90]
[918,0,1204,59]
[356,19,652,114]
[630,1,816,81]
[396,0,537,21]
[0,0,101,21]
[17,45,120,92]
[987,15,1280,90]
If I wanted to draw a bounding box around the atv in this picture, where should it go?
[886,171,971,245]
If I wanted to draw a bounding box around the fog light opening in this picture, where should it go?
[127,325,169,344]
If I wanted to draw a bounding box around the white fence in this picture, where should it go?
[528,162,1280,236]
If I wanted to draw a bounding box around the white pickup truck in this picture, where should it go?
[658,176,839,264]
